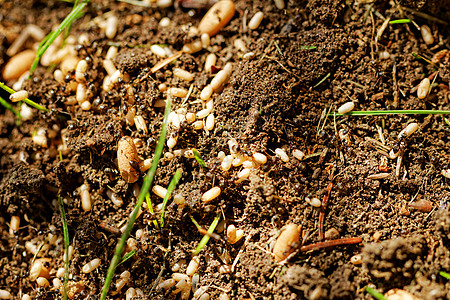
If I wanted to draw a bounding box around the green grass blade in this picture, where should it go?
[118,250,136,266]
[333,110,450,117]
[30,0,89,74]
[100,97,171,300]
[439,271,450,280]
[0,95,20,118]
[0,82,48,112]
[192,148,206,168]
[145,193,159,229]
[192,213,221,256]
[160,169,182,228]
[444,117,450,126]
[58,195,70,300]
[313,73,330,88]
[365,286,387,300]
[389,19,411,24]
[299,45,317,50]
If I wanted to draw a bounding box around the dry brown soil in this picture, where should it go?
[0,0,450,299]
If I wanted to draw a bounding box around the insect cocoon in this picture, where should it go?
[275,148,289,162]
[36,277,50,288]
[384,289,420,300]
[292,149,305,161]
[221,155,233,171]
[417,78,430,99]
[82,258,101,273]
[420,25,434,45]
[9,90,28,102]
[274,0,285,9]
[2,49,35,81]
[273,224,300,262]
[337,101,355,114]
[205,114,215,131]
[158,279,176,290]
[0,290,11,300]
[253,152,267,164]
[248,12,264,30]
[80,184,92,212]
[198,0,236,36]
[117,136,140,183]
[201,187,221,203]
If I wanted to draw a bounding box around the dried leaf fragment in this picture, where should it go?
[117,136,140,183]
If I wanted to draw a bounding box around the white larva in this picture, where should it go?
[105,15,119,39]
[173,68,194,81]
[201,33,210,48]
[186,256,200,276]
[205,114,215,131]
[200,85,213,101]
[9,216,20,235]
[204,53,217,73]
[153,185,168,199]
[80,183,92,212]
[170,87,189,98]
[398,123,418,139]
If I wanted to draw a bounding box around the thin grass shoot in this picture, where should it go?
[439,271,450,280]
[160,169,182,228]
[365,286,387,300]
[145,193,159,229]
[192,213,221,256]
[389,19,411,24]
[192,148,207,168]
[100,98,171,300]
[58,195,69,300]
[333,109,450,117]
[118,250,136,266]
[29,0,89,74]
[0,82,48,112]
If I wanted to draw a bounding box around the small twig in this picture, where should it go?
[300,237,363,252]
[318,182,333,240]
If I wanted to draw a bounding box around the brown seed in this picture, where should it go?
[117,136,140,183]
[2,49,35,81]
[273,224,300,262]
[408,200,433,212]
[198,0,236,36]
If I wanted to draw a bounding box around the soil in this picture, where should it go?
[0,0,450,299]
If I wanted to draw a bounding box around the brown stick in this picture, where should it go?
[300,237,363,252]
[318,181,333,240]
